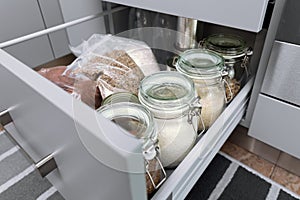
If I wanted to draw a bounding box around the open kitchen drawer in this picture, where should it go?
[0,6,255,200]
[0,48,254,199]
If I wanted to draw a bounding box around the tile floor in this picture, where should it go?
[221,140,300,196]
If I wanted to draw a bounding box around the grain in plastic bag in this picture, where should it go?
[38,66,101,109]
[65,34,160,100]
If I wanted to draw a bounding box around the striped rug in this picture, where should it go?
[0,129,299,200]
[0,130,64,200]
[187,152,300,200]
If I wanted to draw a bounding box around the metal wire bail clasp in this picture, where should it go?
[241,47,253,77]
[220,69,234,103]
[187,96,201,124]
[143,140,167,190]
[198,39,204,48]
[172,56,179,67]
[187,96,205,137]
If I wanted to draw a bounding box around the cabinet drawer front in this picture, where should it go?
[103,0,268,32]
[261,41,300,106]
[0,49,146,200]
[249,94,300,159]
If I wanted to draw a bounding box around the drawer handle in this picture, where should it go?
[0,109,57,178]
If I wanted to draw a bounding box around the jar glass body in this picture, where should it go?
[193,78,225,130]
[175,49,226,131]
[97,102,165,195]
[202,34,252,84]
[146,105,198,168]
[139,71,200,168]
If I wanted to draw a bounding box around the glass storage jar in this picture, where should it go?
[101,92,140,106]
[138,71,203,168]
[175,49,228,131]
[97,102,166,195]
[201,34,253,83]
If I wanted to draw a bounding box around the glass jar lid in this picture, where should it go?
[97,102,156,141]
[139,71,196,111]
[175,49,225,79]
[203,34,247,56]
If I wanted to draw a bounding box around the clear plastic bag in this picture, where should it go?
[65,34,160,100]
[38,66,101,109]
[38,66,75,94]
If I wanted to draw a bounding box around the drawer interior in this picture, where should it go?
[27,49,254,199]
[0,37,254,200]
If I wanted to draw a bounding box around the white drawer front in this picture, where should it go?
[0,49,146,200]
[249,94,300,159]
[103,0,268,32]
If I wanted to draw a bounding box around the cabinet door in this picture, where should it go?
[102,0,269,32]
[38,0,71,58]
[0,0,54,67]
[59,0,106,46]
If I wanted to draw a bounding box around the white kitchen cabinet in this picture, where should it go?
[102,0,269,32]
[0,0,107,66]
[249,41,300,158]
[0,0,54,67]
[248,0,300,159]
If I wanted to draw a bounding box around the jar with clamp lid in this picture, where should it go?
[175,49,231,131]
[201,34,253,83]
[97,102,166,195]
[138,71,204,168]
